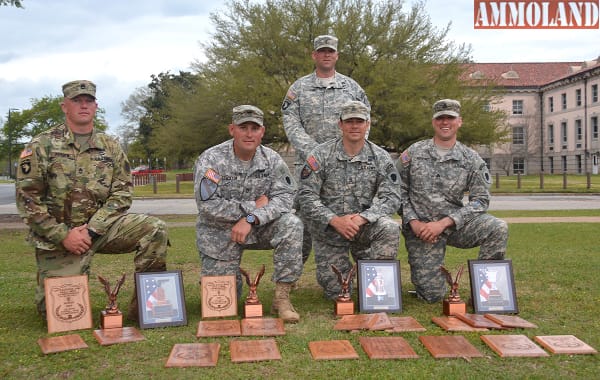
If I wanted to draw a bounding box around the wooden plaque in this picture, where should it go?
[196,319,241,337]
[359,336,419,359]
[165,343,220,367]
[419,335,484,358]
[201,275,237,319]
[455,313,506,329]
[481,334,549,357]
[385,316,427,332]
[484,314,538,329]
[534,335,598,355]
[431,316,488,332]
[333,314,373,331]
[230,338,281,362]
[38,334,88,354]
[241,317,285,336]
[334,300,354,316]
[44,275,93,334]
[244,302,263,318]
[366,312,394,331]
[309,340,359,360]
[92,326,145,346]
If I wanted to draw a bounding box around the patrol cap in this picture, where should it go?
[340,100,369,121]
[232,105,264,126]
[432,99,461,119]
[314,35,338,51]
[62,80,97,99]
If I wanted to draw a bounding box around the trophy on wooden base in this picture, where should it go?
[440,265,466,316]
[98,273,126,329]
[331,264,356,316]
[240,265,265,318]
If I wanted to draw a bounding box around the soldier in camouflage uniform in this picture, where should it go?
[194,105,303,323]
[297,101,401,300]
[15,80,168,319]
[282,35,371,264]
[396,99,508,303]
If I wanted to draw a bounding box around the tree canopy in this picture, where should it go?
[122,0,507,168]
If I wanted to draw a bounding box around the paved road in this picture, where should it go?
[2,183,600,214]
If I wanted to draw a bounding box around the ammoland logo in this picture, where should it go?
[474,0,599,29]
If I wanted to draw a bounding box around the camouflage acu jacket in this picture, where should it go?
[16,123,132,249]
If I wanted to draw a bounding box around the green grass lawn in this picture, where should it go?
[1,221,599,379]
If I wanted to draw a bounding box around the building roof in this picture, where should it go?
[462,62,585,88]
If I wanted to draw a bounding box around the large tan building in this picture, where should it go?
[465,58,600,175]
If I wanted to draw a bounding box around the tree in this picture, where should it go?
[129,0,507,166]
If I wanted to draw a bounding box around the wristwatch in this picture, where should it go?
[245,214,257,225]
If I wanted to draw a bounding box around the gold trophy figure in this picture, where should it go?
[440,265,467,316]
[331,264,357,316]
[98,273,126,329]
[240,265,265,318]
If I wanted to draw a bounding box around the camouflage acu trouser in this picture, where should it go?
[313,216,400,300]
[200,213,303,298]
[403,213,508,303]
[35,213,169,315]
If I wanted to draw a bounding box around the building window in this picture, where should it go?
[513,158,525,174]
[575,119,582,147]
[576,89,582,106]
[562,156,567,172]
[512,126,525,145]
[593,84,598,103]
[548,124,554,147]
[512,100,523,115]
[548,157,554,174]
[576,155,582,174]
[561,122,568,148]
[548,97,554,112]
[592,116,599,140]
[561,93,567,110]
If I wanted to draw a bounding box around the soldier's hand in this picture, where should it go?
[231,219,251,244]
[62,224,92,255]
[330,215,361,240]
[255,195,269,208]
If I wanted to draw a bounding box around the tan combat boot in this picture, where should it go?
[271,282,300,323]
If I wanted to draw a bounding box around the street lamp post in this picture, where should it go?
[7,108,19,179]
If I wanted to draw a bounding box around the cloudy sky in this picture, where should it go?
[1,0,598,133]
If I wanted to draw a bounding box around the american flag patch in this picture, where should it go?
[204,168,221,184]
[286,90,296,100]
[400,150,410,165]
[307,155,320,171]
[20,147,33,159]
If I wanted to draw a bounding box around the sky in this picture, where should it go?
[1,0,599,133]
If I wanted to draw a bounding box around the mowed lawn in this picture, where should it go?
[0,221,598,379]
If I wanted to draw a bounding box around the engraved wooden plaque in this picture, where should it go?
[230,339,282,362]
[419,335,484,358]
[481,334,549,357]
[309,340,359,360]
[385,316,427,332]
[244,303,263,318]
[455,313,506,329]
[484,314,538,329]
[366,312,394,331]
[359,336,419,359]
[534,335,598,355]
[443,299,466,316]
[201,275,237,319]
[431,316,488,332]
[38,334,88,354]
[241,317,285,336]
[165,343,220,367]
[44,275,93,334]
[92,326,145,346]
[100,310,123,329]
[196,319,241,337]
[333,314,373,331]
[334,300,354,316]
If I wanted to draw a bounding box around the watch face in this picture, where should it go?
[246,214,256,224]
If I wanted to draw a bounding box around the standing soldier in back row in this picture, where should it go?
[282,34,370,264]
[15,80,169,320]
